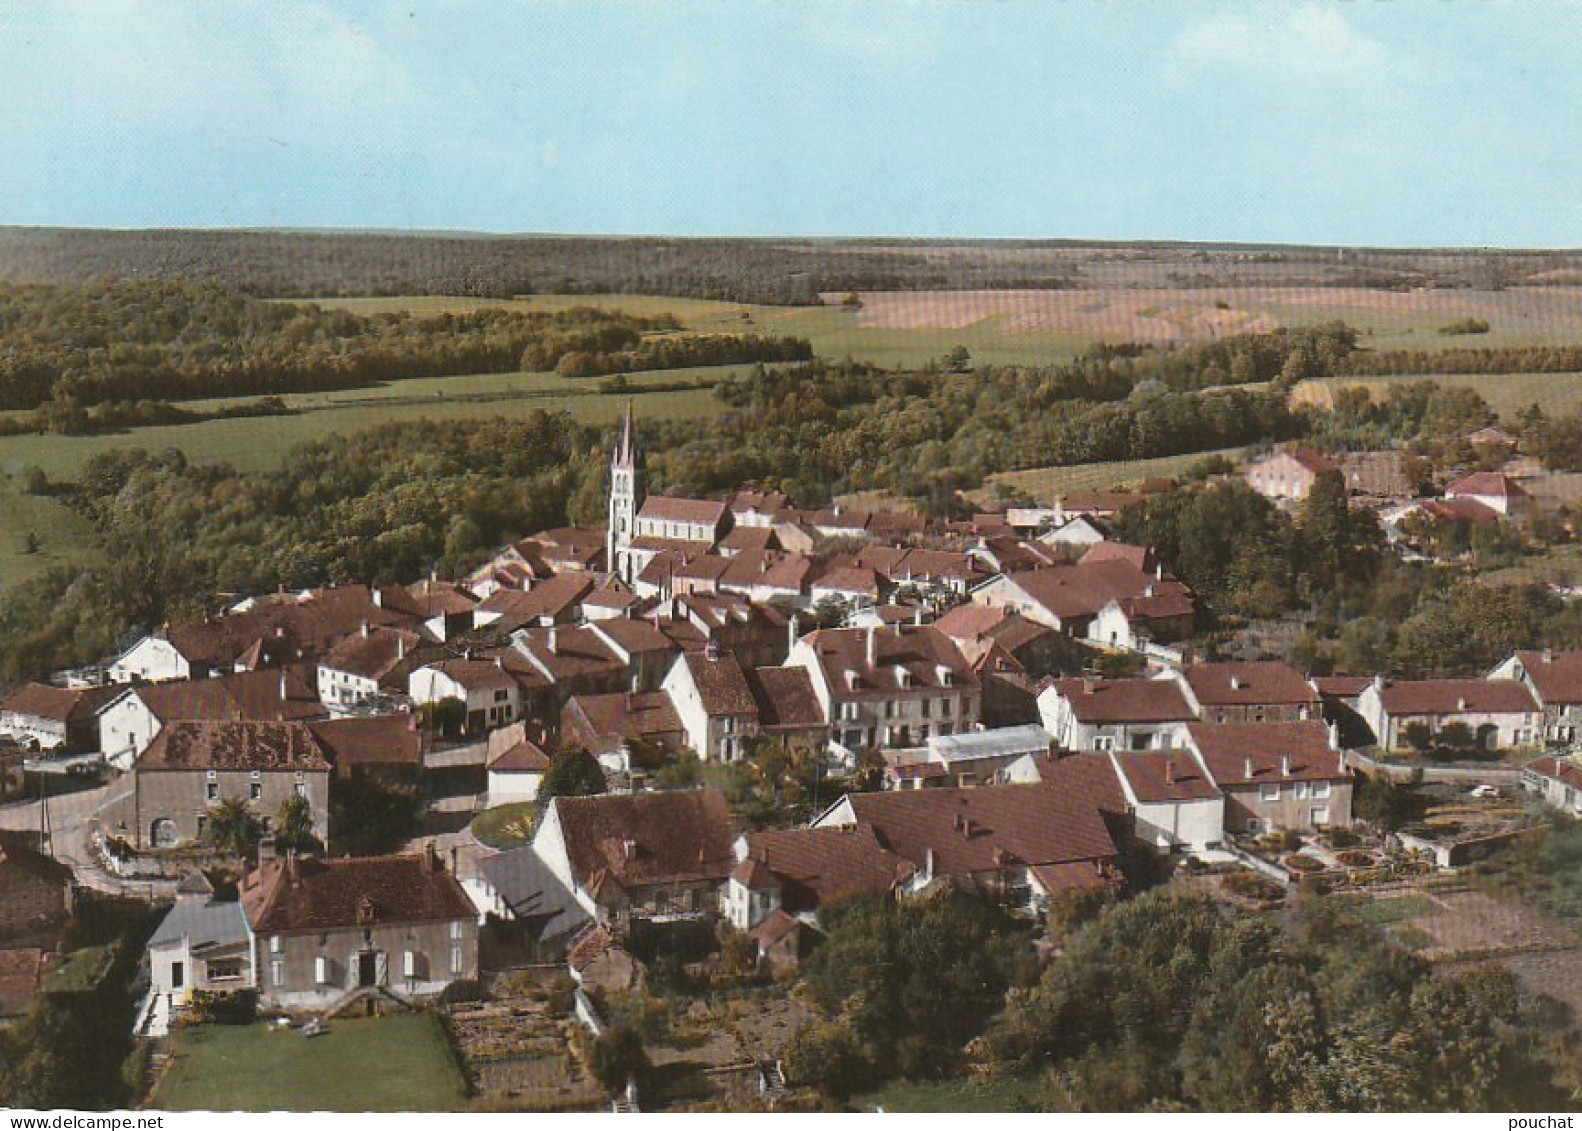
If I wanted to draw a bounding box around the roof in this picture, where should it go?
[751,909,808,950]
[478,574,595,623]
[319,627,419,681]
[478,846,591,944]
[994,560,1190,622]
[513,626,624,684]
[811,566,885,598]
[1375,678,1538,716]
[565,692,684,744]
[1186,722,1347,785]
[834,773,1119,879]
[1313,675,1373,698]
[1078,542,1153,570]
[639,495,729,527]
[1259,446,1338,475]
[137,719,333,773]
[148,899,252,951]
[486,723,553,773]
[0,682,120,723]
[1510,651,1582,705]
[744,667,826,730]
[1184,661,1321,707]
[718,526,777,554]
[552,788,738,892]
[1045,677,1196,724]
[308,714,422,769]
[1029,860,1121,898]
[242,851,474,933]
[1056,491,1148,515]
[419,656,524,694]
[720,550,815,593]
[677,652,758,717]
[1447,472,1527,499]
[1112,751,1221,803]
[1418,497,1504,525]
[737,824,914,913]
[1526,754,1582,792]
[130,667,323,725]
[801,625,979,701]
[929,725,1049,764]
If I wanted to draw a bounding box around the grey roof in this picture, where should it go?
[478,847,591,947]
[928,724,1051,765]
[147,899,251,952]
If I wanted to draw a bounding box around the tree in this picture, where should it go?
[204,797,261,860]
[540,747,606,799]
[941,345,972,373]
[275,793,316,852]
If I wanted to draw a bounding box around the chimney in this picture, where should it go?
[1456,697,1467,711]
[495,656,504,670]
[788,613,800,651]
[548,626,559,654]
[372,588,384,608]
[1155,562,1164,580]
[1280,754,1291,777]
[622,837,637,860]
[1082,675,1099,694]
[1544,647,1555,663]
[397,635,406,660]
[361,621,370,638]
[705,639,721,662]
[285,852,301,886]
[1229,675,1242,691]
[1244,757,1253,779]
[1144,585,1155,599]
[1328,721,1340,749]
[913,605,924,627]
[866,625,878,668]
[1165,759,1176,785]
[279,670,288,701]
[923,846,935,880]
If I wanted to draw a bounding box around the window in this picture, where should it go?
[1260,784,1280,801]
[250,782,262,802]
[1313,781,1331,800]
[206,781,219,802]
[295,781,308,799]
[271,958,284,986]
[269,936,281,954]
[207,959,243,983]
[494,690,508,702]
[403,950,416,979]
[1295,782,1310,800]
[450,946,464,975]
[1093,735,1115,752]
[942,698,952,717]
[315,956,330,984]
[448,920,462,941]
[884,701,895,719]
[921,699,931,719]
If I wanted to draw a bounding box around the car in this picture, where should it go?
[1468,784,1499,798]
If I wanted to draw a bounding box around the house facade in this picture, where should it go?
[1183,722,1352,834]
[1037,677,1195,753]
[1357,677,1541,751]
[1490,650,1582,744]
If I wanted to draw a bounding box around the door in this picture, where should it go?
[358,951,377,987]
[170,961,184,990]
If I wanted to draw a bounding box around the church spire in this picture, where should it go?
[615,399,637,468]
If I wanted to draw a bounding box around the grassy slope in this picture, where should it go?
[985,447,1246,504]
[154,1014,468,1112]
[0,475,100,588]
[1319,371,1582,421]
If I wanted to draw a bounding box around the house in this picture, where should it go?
[472,574,596,633]
[786,625,980,753]
[530,788,737,932]
[932,604,1061,673]
[1490,650,1582,743]
[0,682,120,753]
[716,551,816,607]
[0,832,74,947]
[904,724,1052,789]
[728,488,790,528]
[1469,426,1519,454]
[1038,515,1112,552]
[1052,491,1149,524]
[809,566,887,609]
[1182,722,1351,834]
[242,845,478,1010]
[971,559,1193,640]
[662,648,761,763]
[1357,676,1541,752]
[379,579,480,642]
[1108,751,1224,853]
[485,724,553,804]
[743,666,828,750]
[1078,541,1157,572]
[466,846,591,962]
[813,770,1122,910]
[509,625,628,703]
[145,878,256,1020]
[99,667,325,772]
[407,655,538,735]
[1175,661,1322,724]
[1521,754,1582,816]
[100,719,333,851]
[308,713,423,786]
[1086,588,1196,653]
[1445,471,1530,517]
[560,691,686,767]
[675,592,793,668]
[586,616,680,692]
[316,626,421,712]
[722,823,914,934]
[1037,677,1195,753]
[1244,447,1338,503]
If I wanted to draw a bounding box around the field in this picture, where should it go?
[0,474,100,588]
[154,1014,468,1112]
[1314,371,1582,421]
[984,447,1246,504]
[854,1074,1053,1112]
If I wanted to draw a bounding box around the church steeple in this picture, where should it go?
[606,401,642,582]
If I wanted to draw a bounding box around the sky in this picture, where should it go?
[0,1,1579,247]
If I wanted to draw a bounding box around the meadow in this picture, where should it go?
[985,447,1247,504]
[1315,370,1582,420]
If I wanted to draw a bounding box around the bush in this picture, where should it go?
[1439,318,1491,336]
[588,1022,649,1093]
[186,988,258,1025]
[438,978,485,1005]
[1220,871,1284,903]
[1284,855,1325,874]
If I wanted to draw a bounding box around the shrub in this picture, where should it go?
[1220,871,1284,902]
[438,978,485,1005]
[187,988,258,1025]
[1284,855,1325,873]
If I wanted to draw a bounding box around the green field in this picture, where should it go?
[854,1074,1054,1112]
[985,447,1247,504]
[154,1014,468,1112]
[1320,371,1582,421]
[0,474,100,588]
[1351,894,1436,926]
[311,293,1093,370]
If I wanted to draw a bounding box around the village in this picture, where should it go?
[2,403,1581,1111]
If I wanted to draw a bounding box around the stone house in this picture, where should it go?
[0,682,120,753]
[1182,722,1352,834]
[1357,676,1542,752]
[1489,650,1582,744]
[0,832,74,947]
[241,846,478,1010]
[1244,447,1338,503]
[1174,661,1322,724]
[1037,677,1195,753]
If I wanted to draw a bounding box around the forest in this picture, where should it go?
[0,279,808,411]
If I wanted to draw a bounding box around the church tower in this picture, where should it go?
[607,401,642,582]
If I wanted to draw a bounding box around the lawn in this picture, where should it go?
[854,1074,1054,1113]
[0,473,101,590]
[469,801,539,849]
[984,446,1247,504]
[154,1014,469,1112]
[1317,371,1582,421]
[1351,894,1436,926]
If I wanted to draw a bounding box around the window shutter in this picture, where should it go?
[375,951,388,985]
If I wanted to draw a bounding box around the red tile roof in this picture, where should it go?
[1510,651,1582,706]
[1078,542,1153,570]
[1186,722,1347,785]
[309,715,421,770]
[1526,755,1582,791]
[738,823,915,912]
[995,560,1190,622]
[677,652,759,717]
[639,496,729,527]
[744,667,826,731]
[563,692,684,744]
[552,788,737,892]
[1113,751,1220,803]
[1046,677,1195,724]
[1184,661,1320,707]
[319,627,421,681]
[242,851,474,933]
[802,625,979,701]
[1446,472,1527,499]
[137,719,333,773]
[478,574,595,624]
[1375,678,1538,717]
[1030,860,1121,898]
[131,667,324,725]
[0,682,120,723]
[1313,676,1372,698]
[812,566,885,598]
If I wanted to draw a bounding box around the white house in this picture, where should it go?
[485,725,552,805]
[661,648,760,763]
[1037,677,1195,753]
[1107,751,1224,853]
[407,657,524,735]
[145,882,256,1032]
[1357,676,1542,752]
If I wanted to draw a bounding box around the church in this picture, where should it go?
[606,403,732,585]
